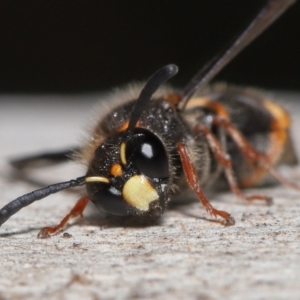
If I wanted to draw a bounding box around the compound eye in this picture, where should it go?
[126,129,169,179]
[89,185,129,216]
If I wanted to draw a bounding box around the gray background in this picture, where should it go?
[0,91,300,299]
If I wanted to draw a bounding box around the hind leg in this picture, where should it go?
[194,123,272,204]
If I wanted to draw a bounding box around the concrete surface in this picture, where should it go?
[0,92,300,300]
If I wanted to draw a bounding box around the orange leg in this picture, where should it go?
[37,196,89,239]
[212,117,300,190]
[194,124,272,205]
[177,142,235,226]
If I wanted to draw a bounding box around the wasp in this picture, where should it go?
[0,0,298,238]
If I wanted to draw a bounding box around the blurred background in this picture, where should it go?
[0,0,299,95]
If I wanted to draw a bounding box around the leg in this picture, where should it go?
[177,142,235,226]
[212,117,300,190]
[37,196,89,238]
[11,147,80,170]
[194,124,272,205]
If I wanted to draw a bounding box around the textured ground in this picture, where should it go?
[0,92,300,300]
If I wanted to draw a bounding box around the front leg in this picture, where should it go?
[37,196,89,239]
[177,142,235,226]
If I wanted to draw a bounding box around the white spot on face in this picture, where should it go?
[141,143,153,158]
[109,186,121,196]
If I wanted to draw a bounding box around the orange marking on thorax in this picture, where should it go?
[117,121,129,132]
[186,97,229,119]
[117,120,141,132]
[164,93,182,108]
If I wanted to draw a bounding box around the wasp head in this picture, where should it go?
[85,128,169,217]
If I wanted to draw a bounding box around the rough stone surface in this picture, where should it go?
[0,92,300,300]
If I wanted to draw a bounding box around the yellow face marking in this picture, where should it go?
[120,142,127,165]
[110,163,123,177]
[122,175,159,211]
[85,176,109,183]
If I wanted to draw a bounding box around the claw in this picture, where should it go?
[224,216,235,226]
[37,228,51,239]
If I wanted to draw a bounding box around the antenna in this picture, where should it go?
[128,64,178,130]
[178,0,295,110]
[0,176,86,226]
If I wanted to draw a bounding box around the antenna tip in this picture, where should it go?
[164,64,179,77]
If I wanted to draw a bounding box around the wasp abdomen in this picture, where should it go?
[185,85,297,188]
